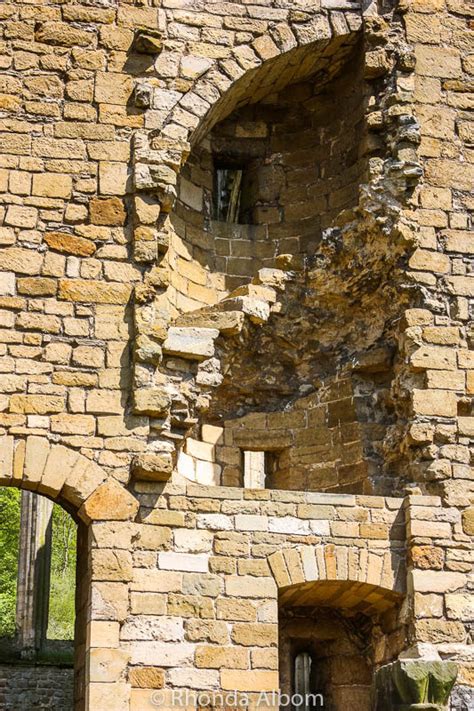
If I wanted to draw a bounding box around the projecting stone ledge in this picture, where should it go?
[162,327,219,360]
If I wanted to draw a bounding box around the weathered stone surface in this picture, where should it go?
[44,231,96,257]
[163,327,219,360]
[80,478,139,522]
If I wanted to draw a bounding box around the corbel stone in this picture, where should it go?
[132,28,163,55]
[374,659,458,711]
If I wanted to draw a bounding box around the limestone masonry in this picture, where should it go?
[0,0,472,709]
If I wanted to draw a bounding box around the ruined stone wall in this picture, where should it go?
[0,0,472,709]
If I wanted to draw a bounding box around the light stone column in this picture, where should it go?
[16,490,53,654]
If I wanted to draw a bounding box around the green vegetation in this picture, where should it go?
[0,489,76,642]
[47,504,77,640]
[0,488,21,638]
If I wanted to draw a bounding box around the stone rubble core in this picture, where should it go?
[0,0,472,709]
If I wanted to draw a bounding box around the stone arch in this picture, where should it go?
[0,435,139,524]
[268,543,404,614]
[133,14,363,194]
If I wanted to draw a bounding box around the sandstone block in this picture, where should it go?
[461,507,474,536]
[408,248,449,273]
[221,669,278,692]
[59,279,132,304]
[410,570,465,593]
[410,346,456,371]
[412,390,457,417]
[32,172,72,198]
[92,582,129,622]
[44,231,96,257]
[91,549,133,582]
[0,435,14,484]
[36,21,94,47]
[88,682,130,711]
[225,575,276,599]
[0,248,43,275]
[95,72,134,105]
[80,478,139,523]
[416,619,466,644]
[163,327,219,360]
[415,46,461,78]
[231,622,278,647]
[87,620,120,647]
[89,648,130,683]
[86,390,123,415]
[23,436,50,490]
[195,645,248,669]
[131,569,182,593]
[445,593,474,621]
[16,312,61,334]
[5,205,37,229]
[10,394,64,415]
[168,668,220,689]
[17,277,57,297]
[129,641,194,667]
[121,615,183,642]
[158,551,209,573]
[129,667,164,689]
[90,197,126,225]
[130,593,167,616]
[40,444,79,498]
[133,388,171,417]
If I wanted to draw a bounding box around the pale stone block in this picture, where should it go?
[39,444,79,498]
[158,551,209,572]
[99,161,129,195]
[88,648,130,683]
[195,460,221,486]
[268,516,310,535]
[62,457,106,508]
[0,272,15,295]
[220,669,278,692]
[201,424,224,444]
[88,682,130,711]
[196,513,233,530]
[91,582,129,622]
[163,327,218,360]
[410,570,466,594]
[23,435,50,490]
[186,437,215,462]
[131,569,182,593]
[0,435,14,484]
[225,575,277,598]
[169,667,220,689]
[310,520,331,535]
[121,615,184,642]
[235,514,268,531]
[87,620,120,648]
[177,450,196,480]
[445,593,474,621]
[174,528,213,553]
[129,641,195,666]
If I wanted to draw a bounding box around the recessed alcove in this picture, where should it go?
[167,37,367,314]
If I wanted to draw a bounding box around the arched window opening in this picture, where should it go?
[0,488,79,709]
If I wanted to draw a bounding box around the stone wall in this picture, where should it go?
[0,664,73,710]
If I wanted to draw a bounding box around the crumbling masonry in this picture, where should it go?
[0,0,472,709]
